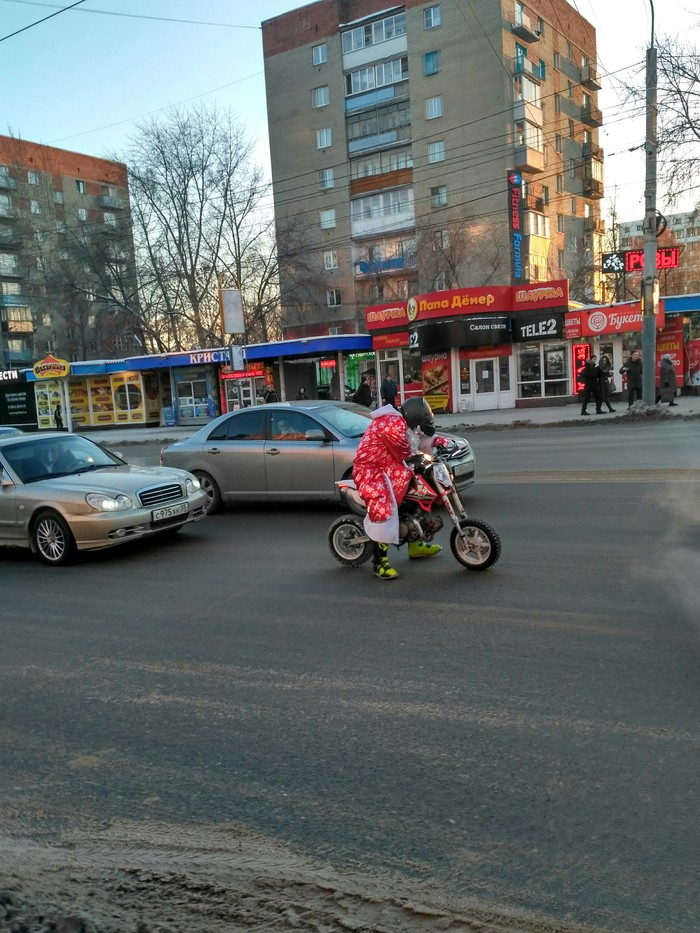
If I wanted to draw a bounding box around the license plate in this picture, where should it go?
[152,501,188,522]
[453,462,472,477]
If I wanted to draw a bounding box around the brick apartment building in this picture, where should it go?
[0,136,137,370]
[262,0,605,338]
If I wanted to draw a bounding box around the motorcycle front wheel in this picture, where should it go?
[450,518,501,571]
[328,515,374,567]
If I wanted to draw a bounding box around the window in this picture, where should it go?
[271,411,318,441]
[428,140,445,163]
[76,180,86,194]
[554,94,561,113]
[316,127,332,149]
[209,409,265,441]
[324,250,338,270]
[327,289,342,307]
[104,212,117,226]
[541,185,549,204]
[59,249,69,260]
[431,185,447,208]
[557,214,565,233]
[345,56,408,96]
[553,50,560,70]
[569,119,575,139]
[518,75,541,107]
[30,199,41,214]
[341,12,407,53]
[36,256,45,272]
[351,189,409,220]
[312,85,329,108]
[318,168,334,189]
[567,41,574,61]
[28,171,39,185]
[312,43,327,65]
[536,17,544,35]
[571,197,577,214]
[555,134,562,152]
[56,219,66,233]
[350,147,412,178]
[424,5,441,28]
[423,51,440,76]
[35,231,44,242]
[426,96,443,119]
[583,202,591,218]
[526,212,550,237]
[569,158,576,178]
[320,208,336,229]
[433,228,449,249]
[515,121,543,151]
[556,174,563,193]
[53,190,64,204]
[568,80,574,98]
[77,207,88,221]
[558,249,565,267]
[434,270,451,290]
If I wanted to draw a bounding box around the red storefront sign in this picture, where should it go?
[365,280,569,332]
[372,331,409,349]
[655,318,684,383]
[564,300,666,337]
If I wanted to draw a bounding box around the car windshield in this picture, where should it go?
[316,404,372,438]
[1,435,120,483]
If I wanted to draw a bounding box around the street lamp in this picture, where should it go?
[641,0,658,404]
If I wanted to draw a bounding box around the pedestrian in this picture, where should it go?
[352,374,372,408]
[596,354,616,413]
[296,386,308,400]
[264,387,279,403]
[53,402,63,431]
[578,356,604,415]
[656,353,678,406]
[380,374,398,409]
[620,349,642,407]
[352,398,442,580]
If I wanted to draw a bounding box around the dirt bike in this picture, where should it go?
[328,452,501,571]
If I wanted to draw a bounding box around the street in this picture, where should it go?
[1,421,699,933]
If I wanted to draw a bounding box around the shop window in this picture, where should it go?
[517,343,568,398]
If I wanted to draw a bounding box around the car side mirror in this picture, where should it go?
[305,429,327,442]
[0,465,13,486]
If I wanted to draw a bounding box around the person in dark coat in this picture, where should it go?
[53,403,63,431]
[380,375,398,409]
[579,356,604,415]
[656,353,678,406]
[353,375,372,408]
[596,354,616,413]
[620,349,642,407]
[296,386,308,400]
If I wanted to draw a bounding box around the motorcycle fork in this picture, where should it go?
[437,484,469,536]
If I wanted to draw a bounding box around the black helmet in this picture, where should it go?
[401,397,436,435]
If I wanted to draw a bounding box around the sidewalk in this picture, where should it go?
[83,395,700,445]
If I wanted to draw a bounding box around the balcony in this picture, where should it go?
[585,216,605,234]
[0,205,17,219]
[0,293,29,307]
[513,55,543,82]
[0,264,26,279]
[581,104,603,127]
[0,174,17,190]
[348,122,411,155]
[581,64,601,90]
[354,254,415,276]
[350,167,413,197]
[583,176,604,198]
[514,145,544,173]
[98,195,126,209]
[511,12,540,42]
[582,142,604,161]
[345,80,409,114]
[0,230,22,248]
[513,98,542,127]
[524,193,545,212]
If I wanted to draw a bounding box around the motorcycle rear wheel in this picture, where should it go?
[328,515,374,567]
[450,518,501,570]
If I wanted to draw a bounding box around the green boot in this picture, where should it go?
[408,541,442,560]
[373,542,399,580]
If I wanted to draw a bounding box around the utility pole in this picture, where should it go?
[641,1,658,405]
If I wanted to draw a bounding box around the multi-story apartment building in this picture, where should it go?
[0,136,138,370]
[262,0,605,339]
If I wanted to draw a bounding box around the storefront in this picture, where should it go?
[365,280,570,412]
[0,367,35,430]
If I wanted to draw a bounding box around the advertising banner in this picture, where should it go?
[411,315,511,351]
[565,300,666,337]
[511,310,565,342]
[508,171,525,284]
[421,353,451,413]
[655,318,684,383]
[35,379,64,429]
[687,339,700,388]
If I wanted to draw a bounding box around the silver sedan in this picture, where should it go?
[160,401,475,512]
[0,432,209,565]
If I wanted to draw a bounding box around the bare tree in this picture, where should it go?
[622,33,700,204]
[122,103,279,352]
[415,212,506,292]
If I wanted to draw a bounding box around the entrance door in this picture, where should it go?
[471,357,512,410]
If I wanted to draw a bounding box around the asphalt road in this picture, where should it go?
[2,422,700,933]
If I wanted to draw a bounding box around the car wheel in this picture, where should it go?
[194,471,222,514]
[32,510,77,566]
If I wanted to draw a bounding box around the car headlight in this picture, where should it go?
[185,476,201,493]
[86,492,133,512]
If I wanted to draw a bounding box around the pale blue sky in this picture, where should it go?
[0,0,697,221]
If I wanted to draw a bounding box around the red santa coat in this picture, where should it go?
[353,406,412,523]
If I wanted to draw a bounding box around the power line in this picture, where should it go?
[0,0,85,42]
[0,0,259,29]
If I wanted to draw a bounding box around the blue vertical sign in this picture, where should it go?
[508,171,525,285]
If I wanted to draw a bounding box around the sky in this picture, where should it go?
[0,0,698,224]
